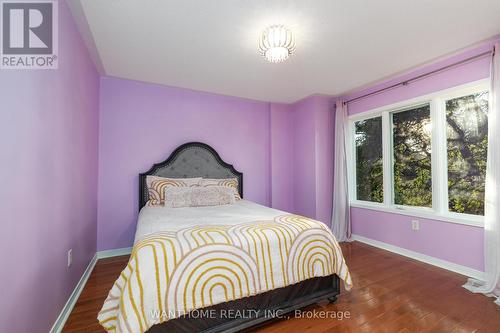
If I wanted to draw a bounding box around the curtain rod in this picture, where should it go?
[345,49,494,105]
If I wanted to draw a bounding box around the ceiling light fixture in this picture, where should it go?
[258,25,295,63]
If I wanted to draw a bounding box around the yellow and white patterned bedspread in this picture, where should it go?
[98,201,351,333]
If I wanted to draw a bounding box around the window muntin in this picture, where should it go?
[392,104,432,208]
[355,117,383,203]
[349,82,489,223]
[446,92,488,215]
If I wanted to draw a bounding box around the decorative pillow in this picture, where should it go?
[164,186,236,208]
[200,178,241,200]
[146,176,202,206]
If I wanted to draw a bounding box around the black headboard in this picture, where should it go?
[139,142,243,209]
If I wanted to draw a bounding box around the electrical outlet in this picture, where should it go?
[411,220,420,231]
[67,249,73,267]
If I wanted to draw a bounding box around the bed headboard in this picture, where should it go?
[139,142,243,209]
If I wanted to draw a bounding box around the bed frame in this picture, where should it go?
[139,142,243,210]
[139,142,340,333]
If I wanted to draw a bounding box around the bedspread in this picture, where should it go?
[98,202,351,333]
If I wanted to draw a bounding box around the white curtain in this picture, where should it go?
[331,100,351,242]
[463,43,500,305]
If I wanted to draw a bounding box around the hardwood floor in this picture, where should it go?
[63,242,500,332]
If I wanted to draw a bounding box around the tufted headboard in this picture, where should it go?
[139,142,243,209]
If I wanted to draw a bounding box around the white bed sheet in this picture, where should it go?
[135,200,289,242]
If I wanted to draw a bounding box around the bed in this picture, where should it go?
[98,142,352,333]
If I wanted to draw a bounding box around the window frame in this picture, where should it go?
[347,79,489,228]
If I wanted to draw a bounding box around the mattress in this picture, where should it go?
[98,200,352,333]
[135,200,313,238]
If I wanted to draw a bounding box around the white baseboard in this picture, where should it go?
[50,247,132,332]
[351,234,485,280]
[96,246,132,259]
[49,254,97,333]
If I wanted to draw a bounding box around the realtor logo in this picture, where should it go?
[1,0,58,69]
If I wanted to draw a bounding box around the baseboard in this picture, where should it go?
[49,247,132,332]
[49,254,97,333]
[96,246,132,259]
[351,234,485,280]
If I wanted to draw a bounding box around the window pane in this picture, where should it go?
[393,104,432,207]
[355,117,383,203]
[446,92,488,215]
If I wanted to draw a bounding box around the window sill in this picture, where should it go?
[349,201,484,228]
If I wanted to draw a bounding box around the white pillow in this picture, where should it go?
[145,176,202,206]
[164,186,235,208]
[200,178,241,200]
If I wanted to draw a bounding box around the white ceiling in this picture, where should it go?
[70,0,500,103]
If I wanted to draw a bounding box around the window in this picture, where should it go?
[355,117,383,203]
[349,81,489,225]
[393,104,432,207]
[446,92,488,215]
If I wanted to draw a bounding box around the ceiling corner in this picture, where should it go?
[66,0,106,75]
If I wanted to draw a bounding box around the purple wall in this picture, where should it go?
[95,79,335,251]
[291,98,319,219]
[97,77,271,250]
[0,2,99,332]
[311,97,334,225]
[351,208,484,270]
[270,103,294,212]
[340,41,497,272]
[290,96,334,225]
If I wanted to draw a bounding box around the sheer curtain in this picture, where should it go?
[331,100,351,242]
[463,43,500,305]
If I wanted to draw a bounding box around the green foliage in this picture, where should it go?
[393,105,432,207]
[446,92,488,215]
[355,117,383,203]
[355,92,488,216]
